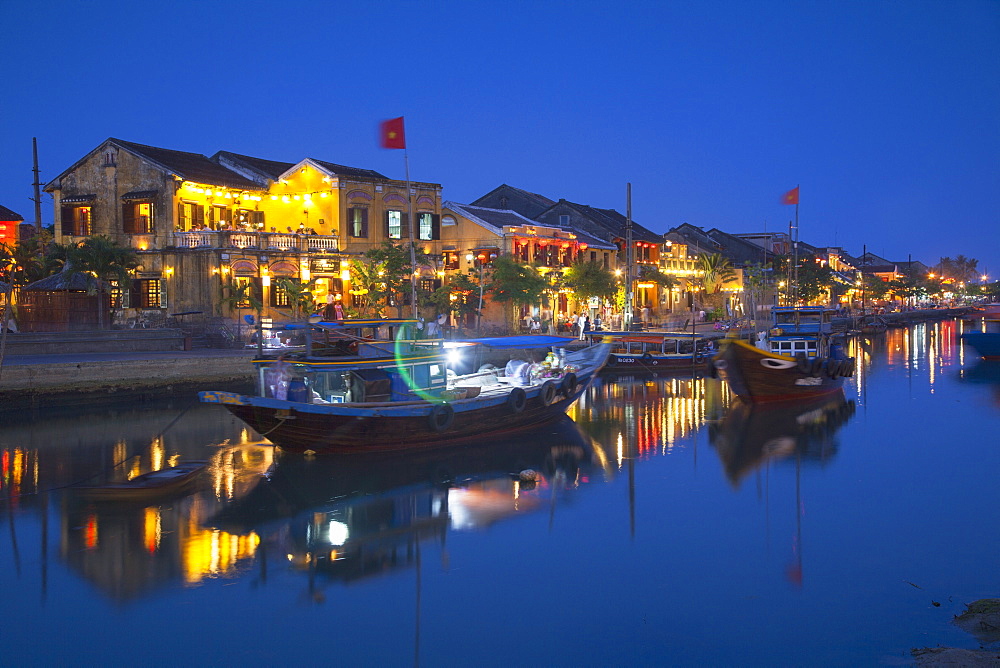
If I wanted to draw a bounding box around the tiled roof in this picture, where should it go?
[548,200,662,243]
[120,190,158,201]
[111,139,262,190]
[446,201,617,251]
[212,151,296,181]
[454,203,537,229]
[472,184,555,209]
[309,159,388,180]
[0,204,23,221]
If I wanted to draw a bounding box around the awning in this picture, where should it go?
[121,190,158,201]
[61,194,96,204]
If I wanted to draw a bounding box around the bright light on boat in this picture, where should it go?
[447,348,462,366]
[328,520,349,546]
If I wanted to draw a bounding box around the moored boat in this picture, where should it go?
[962,316,1000,360]
[586,330,713,373]
[200,319,612,453]
[711,306,854,403]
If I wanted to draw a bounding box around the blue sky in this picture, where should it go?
[2,0,998,277]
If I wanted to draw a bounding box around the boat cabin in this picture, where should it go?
[254,319,449,403]
[591,331,710,357]
[767,307,836,359]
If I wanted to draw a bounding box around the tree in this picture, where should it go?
[275,277,317,320]
[487,255,548,331]
[218,275,264,350]
[65,235,140,329]
[695,253,737,309]
[427,272,480,325]
[356,242,431,318]
[564,260,617,305]
[935,255,979,284]
[795,259,835,304]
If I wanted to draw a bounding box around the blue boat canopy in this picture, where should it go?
[450,335,575,349]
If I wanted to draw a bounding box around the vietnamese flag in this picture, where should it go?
[781,186,799,205]
[380,117,406,149]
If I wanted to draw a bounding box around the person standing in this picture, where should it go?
[578,312,588,340]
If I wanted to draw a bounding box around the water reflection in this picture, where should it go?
[209,417,607,591]
[709,392,855,487]
[957,360,1000,409]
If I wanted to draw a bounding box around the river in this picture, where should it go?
[1,319,998,666]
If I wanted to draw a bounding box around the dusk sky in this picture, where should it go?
[3,0,998,277]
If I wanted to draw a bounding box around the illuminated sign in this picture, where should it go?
[310,258,342,273]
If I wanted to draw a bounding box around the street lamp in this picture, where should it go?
[466,252,484,334]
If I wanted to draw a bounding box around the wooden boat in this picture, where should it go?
[710,306,854,403]
[200,319,612,453]
[71,461,207,502]
[585,330,712,373]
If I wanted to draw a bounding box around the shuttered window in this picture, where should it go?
[61,205,91,236]
[348,207,368,238]
[385,211,409,240]
[123,201,154,234]
[417,213,440,241]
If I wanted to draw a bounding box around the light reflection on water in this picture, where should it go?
[2,322,1000,665]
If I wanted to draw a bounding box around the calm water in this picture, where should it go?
[2,320,999,666]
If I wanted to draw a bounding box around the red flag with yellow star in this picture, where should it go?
[380,117,406,149]
[781,186,799,205]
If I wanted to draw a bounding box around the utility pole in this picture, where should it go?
[32,138,42,234]
[625,183,634,330]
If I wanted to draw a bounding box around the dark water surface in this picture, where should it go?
[2,321,998,666]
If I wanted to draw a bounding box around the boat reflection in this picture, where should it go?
[209,416,608,586]
[957,360,1000,408]
[709,392,856,487]
[59,440,274,602]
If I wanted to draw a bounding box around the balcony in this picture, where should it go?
[173,230,339,252]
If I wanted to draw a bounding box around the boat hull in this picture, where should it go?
[712,338,850,403]
[602,352,707,373]
[962,332,1000,360]
[202,373,597,454]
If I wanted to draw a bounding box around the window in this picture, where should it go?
[418,213,433,241]
[559,214,569,226]
[443,251,459,270]
[441,215,456,227]
[130,278,162,308]
[210,205,231,229]
[270,280,290,307]
[386,210,409,239]
[123,201,154,234]
[61,205,91,236]
[416,213,440,241]
[348,207,368,237]
[178,202,204,230]
[233,276,256,308]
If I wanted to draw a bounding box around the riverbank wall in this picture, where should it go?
[0,350,256,407]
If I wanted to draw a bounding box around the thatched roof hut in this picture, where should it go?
[18,267,110,332]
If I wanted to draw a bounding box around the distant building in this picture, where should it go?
[0,204,23,245]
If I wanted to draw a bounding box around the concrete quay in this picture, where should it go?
[0,349,256,404]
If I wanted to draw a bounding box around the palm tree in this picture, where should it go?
[275,277,317,320]
[65,236,139,329]
[695,253,737,311]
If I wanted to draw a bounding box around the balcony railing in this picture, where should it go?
[173,230,339,252]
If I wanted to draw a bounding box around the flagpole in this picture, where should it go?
[404,149,418,319]
[793,184,799,304]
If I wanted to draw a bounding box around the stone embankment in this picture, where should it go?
[0,330,256,405]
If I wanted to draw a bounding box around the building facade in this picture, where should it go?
[45,138,442,326]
